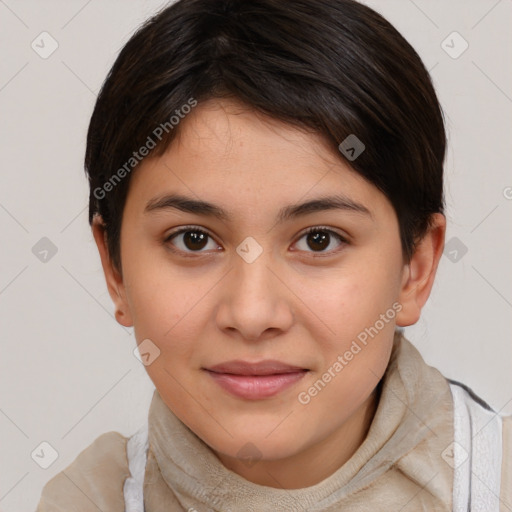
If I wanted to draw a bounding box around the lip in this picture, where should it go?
[204,360,309,400]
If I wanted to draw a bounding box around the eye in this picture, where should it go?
[164,226,221,254]
[293,226,348,254]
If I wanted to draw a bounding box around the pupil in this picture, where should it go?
[184,231,208,250]
[307,231,329,251]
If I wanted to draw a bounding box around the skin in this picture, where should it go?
[92,97,445,489]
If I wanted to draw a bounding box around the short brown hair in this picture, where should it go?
[85,0,446,272]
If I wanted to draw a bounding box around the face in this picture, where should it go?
[94,97,444,485]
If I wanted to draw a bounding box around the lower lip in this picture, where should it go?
[205,370,308,400]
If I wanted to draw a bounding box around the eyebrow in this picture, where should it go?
[144,193,372,222]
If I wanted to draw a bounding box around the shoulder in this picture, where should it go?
[448,380,512,511]
[36,430,131,512]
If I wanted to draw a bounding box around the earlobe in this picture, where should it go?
[396,213,446,327]
[91,215,133,327]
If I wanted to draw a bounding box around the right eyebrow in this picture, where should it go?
[144,194,230,221]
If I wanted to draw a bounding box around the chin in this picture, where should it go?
[203,424,307,462]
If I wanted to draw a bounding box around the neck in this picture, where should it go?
[215,382,381,489]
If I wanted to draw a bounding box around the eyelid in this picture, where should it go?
[299,225,349,241]
[164,224,214,241]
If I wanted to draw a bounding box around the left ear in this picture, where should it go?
[396,213,446,327]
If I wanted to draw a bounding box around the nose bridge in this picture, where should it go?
[215,239,293,340]
[234,234,275,293]
[237,249,273,294]
[233,242,278,311]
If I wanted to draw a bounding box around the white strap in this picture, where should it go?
[450,381,503,512]
[124,421,148,512]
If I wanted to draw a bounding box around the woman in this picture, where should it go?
[37,0,511,510]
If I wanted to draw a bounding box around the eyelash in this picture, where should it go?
[163,225,349,257]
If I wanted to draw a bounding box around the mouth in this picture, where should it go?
[203,360,310,400]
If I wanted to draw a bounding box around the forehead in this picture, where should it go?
[167,98,340,179]
[125,98,393,223]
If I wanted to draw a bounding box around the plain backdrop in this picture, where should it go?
[0,0,511,509]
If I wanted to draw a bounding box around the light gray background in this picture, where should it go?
[0,0,511,509]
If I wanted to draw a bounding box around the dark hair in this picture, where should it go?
[85,0,446,273]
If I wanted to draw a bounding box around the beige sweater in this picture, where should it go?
[37,331,512,511]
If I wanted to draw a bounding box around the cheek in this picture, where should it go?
[299,261,401,338]
[123,254,204,351]
[293,256,401,403]
[294,267,397,427]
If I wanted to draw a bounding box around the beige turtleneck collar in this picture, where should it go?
[142,330,454,511]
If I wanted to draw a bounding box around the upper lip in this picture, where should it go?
[205,360,308,376]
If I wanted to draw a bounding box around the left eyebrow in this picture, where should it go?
[143,193,372,222]
[277,194,372,222]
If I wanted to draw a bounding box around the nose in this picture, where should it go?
[214,251,294,342]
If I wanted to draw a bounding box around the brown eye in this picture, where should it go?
[294,228,347,254]
[306,231,330,251]
[183,231,208,250]
[166,227,220,253]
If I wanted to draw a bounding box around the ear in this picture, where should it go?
[396,213,446,327]
[91,215,133,327]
